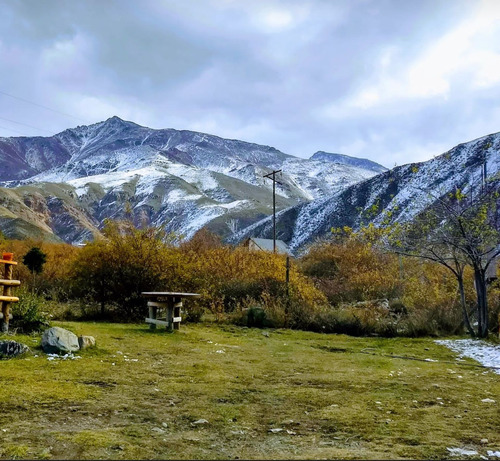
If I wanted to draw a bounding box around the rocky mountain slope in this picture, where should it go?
[231,131,500,252]
[0,117,385,243]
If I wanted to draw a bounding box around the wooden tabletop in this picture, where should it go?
[141,292,200,298]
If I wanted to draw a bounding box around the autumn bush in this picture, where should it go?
[63,222,327,325]
[297,229,481,337]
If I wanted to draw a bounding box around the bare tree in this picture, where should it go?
[386,178,500,338]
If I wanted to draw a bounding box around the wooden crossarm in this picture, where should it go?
[0,295,19,303]
[0,279,21,287]
[0,259,17,265]
[145,317,182,326]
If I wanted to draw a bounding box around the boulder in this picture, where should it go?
[0,340,30,358]
[41,327,80,354]
[78,335,96,349]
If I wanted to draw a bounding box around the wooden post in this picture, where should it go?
[167,298,174,333]
[148,302,158,330]
[173,298,182,331]
[263,169,282,254]
[1,261,13,333]
[285,256,290,327]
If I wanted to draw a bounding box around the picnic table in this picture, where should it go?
[141,292,200,332]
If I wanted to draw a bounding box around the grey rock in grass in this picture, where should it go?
[78,335,96,349]
[41,327,80,354]
[0,340,30,358]
[193,419,209,425]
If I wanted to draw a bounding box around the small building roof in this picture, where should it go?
[246,237,289,254]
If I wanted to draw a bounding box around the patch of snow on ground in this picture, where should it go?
[446,447,478,457]
[435,339,500,374]
[165,189,203,203]
[68,166,163,193]
[218,200,248,210]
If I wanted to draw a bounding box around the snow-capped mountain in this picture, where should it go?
[231,131,500,252]
[0,116,385,243]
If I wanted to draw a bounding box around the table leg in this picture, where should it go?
[167,298,174,332]
[174,298,182,330]
[148,303,158,330]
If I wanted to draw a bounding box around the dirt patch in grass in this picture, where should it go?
[1,323,499,459]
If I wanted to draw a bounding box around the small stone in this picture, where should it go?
[78,335,96,349]
[480,438,488,445]
[162,422,168,428]
[193,419,209,425]
[151,427,165,434]
[481,398,496,403]
[0,340,30,358]
[262,331,270,337]
[268,428,283,433]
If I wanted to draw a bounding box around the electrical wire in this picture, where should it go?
[0,90,89,123]
[0,116,53,134]
[0,124,28,136]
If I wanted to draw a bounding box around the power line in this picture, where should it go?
[0,90,89,123]
[0,124,28,136]
[0,116,53,134]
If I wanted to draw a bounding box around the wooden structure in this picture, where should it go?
[243,237,289,255]
[142,292,200,332]
[0,253,21,333]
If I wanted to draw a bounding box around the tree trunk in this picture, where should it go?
[474,269,489,338]
[458,276,475,337]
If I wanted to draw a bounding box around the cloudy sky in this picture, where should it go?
[1,0,500,167]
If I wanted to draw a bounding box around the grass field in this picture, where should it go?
[1,322,499,460]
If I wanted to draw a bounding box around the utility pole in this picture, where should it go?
[263,169,282,253]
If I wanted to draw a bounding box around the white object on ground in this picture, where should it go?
[435,340,500,375]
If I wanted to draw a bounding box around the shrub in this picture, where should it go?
[11,289,50,333]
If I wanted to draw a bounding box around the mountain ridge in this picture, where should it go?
[0,117,382,243]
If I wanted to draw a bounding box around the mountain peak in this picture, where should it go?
[102,115,136,128]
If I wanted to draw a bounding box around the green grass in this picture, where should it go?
[1,322,499,459]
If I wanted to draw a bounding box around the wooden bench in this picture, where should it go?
[142,292,200,332]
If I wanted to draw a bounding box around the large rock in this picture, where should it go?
[78,335,96,349]
[41,327,80,354]
[0,340,30,358]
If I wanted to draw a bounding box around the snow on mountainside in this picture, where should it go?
[231,131,500,252]
[310,151,387,174]
[5,116,380,201]
[0,116,382,243]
